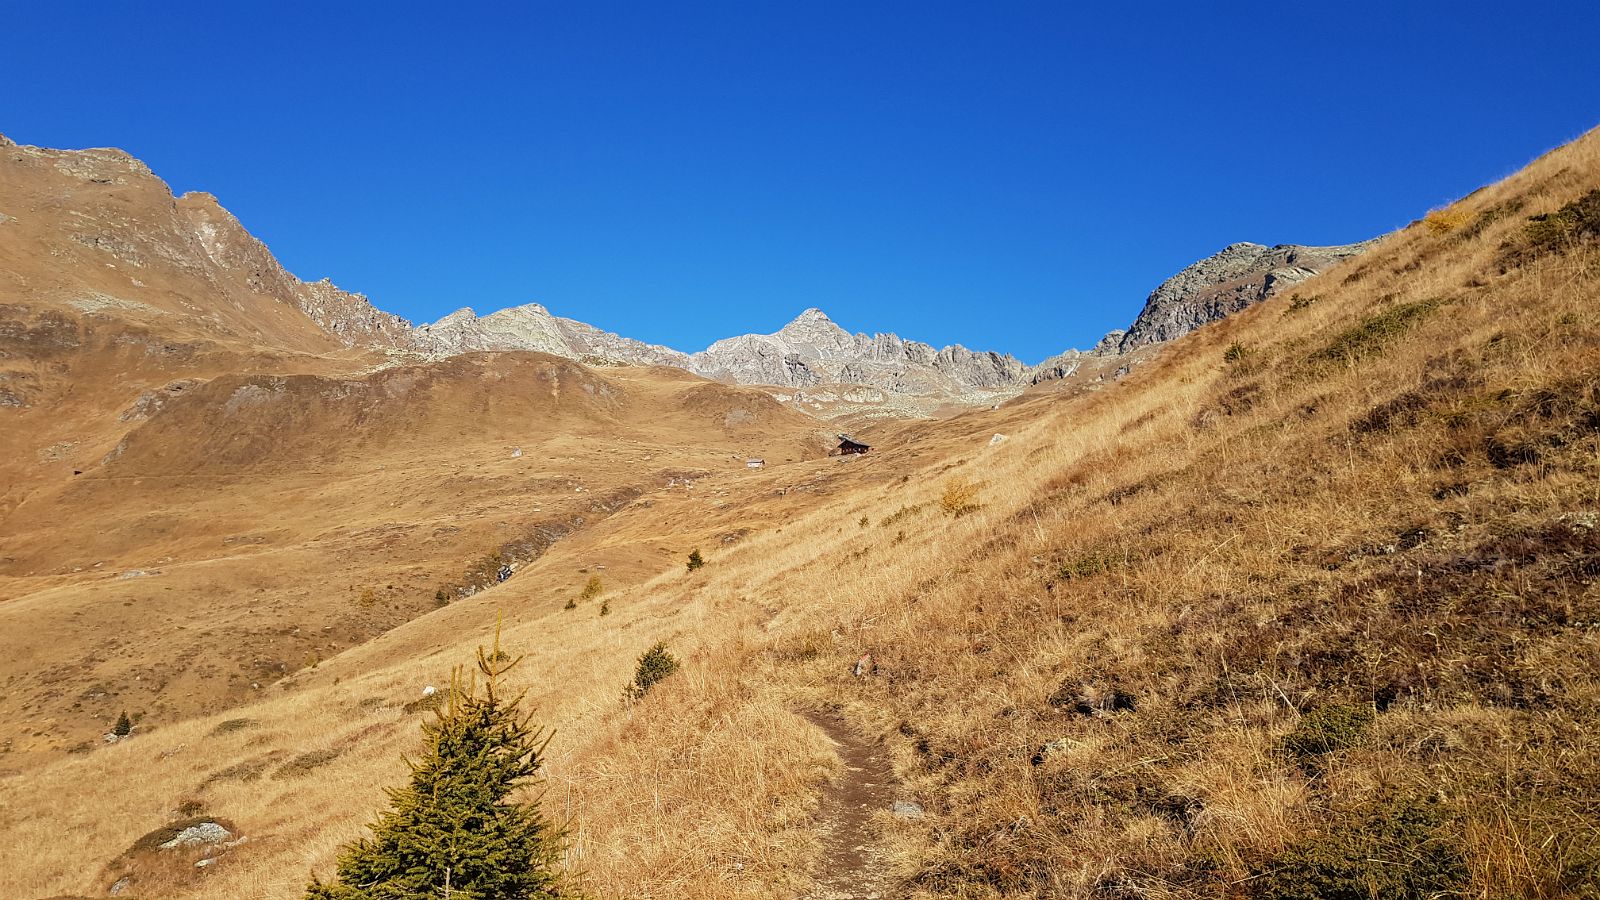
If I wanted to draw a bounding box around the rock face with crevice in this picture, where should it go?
[1118,241,1373,352]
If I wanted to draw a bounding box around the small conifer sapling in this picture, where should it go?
[625,642,680,702]
[305,621,571,899]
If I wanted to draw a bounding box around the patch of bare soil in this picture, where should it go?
[801,711,901,900]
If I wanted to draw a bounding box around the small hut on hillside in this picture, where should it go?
[837,434,870,455]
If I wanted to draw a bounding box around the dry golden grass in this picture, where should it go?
[1423,203,1474,234]
[2,126,1599,899]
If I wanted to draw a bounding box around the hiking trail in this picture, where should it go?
[799,710,900,900]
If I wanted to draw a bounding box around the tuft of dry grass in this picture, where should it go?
[1424,204,1474,234]
[939,477,981,517]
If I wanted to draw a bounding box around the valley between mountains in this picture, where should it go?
[2,126,1598,900]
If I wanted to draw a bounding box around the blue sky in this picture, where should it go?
[5,2,1598,362]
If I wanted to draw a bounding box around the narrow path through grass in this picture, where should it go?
[799,711,899,900]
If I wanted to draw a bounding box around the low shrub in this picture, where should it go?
[579,574,603,602]
[274,747,342,779]
[1284,293,1321,314]
[402,692,444,715]
[1521,188,1600,257]
[1251,797,1466,900]
[686,549,705,572]
[880,502,927,527]
[1460,198,1524,240]
[1424,205,1473,234]
[1057,549,1121,580]
[208,717,258,736]
[1280,702,1375,765]
[1308,298,1444,366]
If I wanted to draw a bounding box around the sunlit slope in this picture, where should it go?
[0,350,827,769]
[4,126,1599,899]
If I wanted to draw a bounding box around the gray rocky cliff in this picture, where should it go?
[1118,241,1372,352]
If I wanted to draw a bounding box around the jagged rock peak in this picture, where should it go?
[687,308,1027,395]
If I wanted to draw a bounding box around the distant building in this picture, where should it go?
[746,458,765,469]
[837,434,870,455]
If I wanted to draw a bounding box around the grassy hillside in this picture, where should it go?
[2,127,1598,899]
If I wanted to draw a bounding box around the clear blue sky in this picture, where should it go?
[5,2,1598,362]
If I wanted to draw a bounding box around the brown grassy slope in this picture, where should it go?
[0,348,827,768]
[540,127,1600,898]
[0,133,427,521]
[3,127,1599,900]
[715,132,1600,897]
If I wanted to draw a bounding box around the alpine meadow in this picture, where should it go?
[3,7,1600,900]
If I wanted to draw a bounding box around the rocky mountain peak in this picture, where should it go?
[768,307,854,353]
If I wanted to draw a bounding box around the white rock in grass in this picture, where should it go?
[160,822,231,849]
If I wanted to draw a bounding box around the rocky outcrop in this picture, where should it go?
[1118,241,1372,352]
[1030,330,1125,384]
[177,192,415,348]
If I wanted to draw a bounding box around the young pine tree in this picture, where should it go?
[624,642,679,702]
[306,625,571,900]
[685,549,704,572]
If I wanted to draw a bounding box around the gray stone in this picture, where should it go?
[1031,737,1075,766]
[159,821,231,850]
[892,800,925,820]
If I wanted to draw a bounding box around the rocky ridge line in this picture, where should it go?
[5,135,1376,399]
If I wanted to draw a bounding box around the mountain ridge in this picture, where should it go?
[1,133,1375,404]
